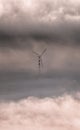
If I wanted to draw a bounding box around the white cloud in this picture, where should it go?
[0,95,80,130]
[0,0,80,24]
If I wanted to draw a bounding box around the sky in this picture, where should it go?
[0,0,80,73]
[0,0,80,130]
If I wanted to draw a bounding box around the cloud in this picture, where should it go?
[0,0,80,49]
[0,95,80,130]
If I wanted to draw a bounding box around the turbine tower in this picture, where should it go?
[33,48,47,74]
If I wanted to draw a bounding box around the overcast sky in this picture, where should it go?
[0,0,80,73]
[0,2,80,129]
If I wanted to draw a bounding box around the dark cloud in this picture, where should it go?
[0,20,80,49]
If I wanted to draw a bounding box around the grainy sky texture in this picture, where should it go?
[0,1,80,130]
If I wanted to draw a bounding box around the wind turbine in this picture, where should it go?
[33,48,47,74]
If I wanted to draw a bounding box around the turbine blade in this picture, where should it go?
[40,48,47,57]
[32,51,39,56]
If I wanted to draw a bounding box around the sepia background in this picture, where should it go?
[0,0,80,129]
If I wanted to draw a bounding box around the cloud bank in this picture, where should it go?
[0,95,80,130]
[0,0,80,48]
